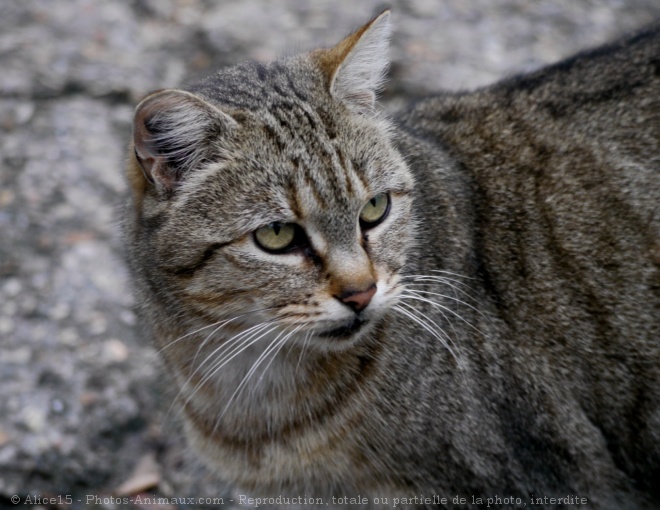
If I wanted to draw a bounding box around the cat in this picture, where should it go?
[123,10,660,509]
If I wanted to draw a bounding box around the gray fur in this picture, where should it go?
[124,12,660,509]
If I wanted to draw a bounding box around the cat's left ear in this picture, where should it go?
[314,10,391,113]
[130,89,238,197]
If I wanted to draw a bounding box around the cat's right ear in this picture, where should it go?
[130,89,238,197]
[313,10,391,114]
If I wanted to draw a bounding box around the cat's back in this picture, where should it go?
[402,22,660,332]
[405,23,659,200]
[400,24,660,497]
[407,23,660,150]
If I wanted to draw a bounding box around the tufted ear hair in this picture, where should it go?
[131,89,238,196]
[313,10,391,114]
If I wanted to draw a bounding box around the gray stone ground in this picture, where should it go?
[1,1,659,509]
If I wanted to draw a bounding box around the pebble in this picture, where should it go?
[51,398,65,414]
[48,302,71,321]
[89,312,108,336]
[120,309,137,326]
[1,348,30,364]
[22,407,47,433]
[0,317,14,336]
[3,278,21,297]
[57,327,79,346]
[103,338,129,363]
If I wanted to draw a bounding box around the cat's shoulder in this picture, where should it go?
[403,23,660,132]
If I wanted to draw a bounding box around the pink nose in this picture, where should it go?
[337,284,377,312]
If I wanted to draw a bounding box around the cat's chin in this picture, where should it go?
[318,316,367,340]
[309,315,382,352]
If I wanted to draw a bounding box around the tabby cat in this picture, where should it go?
[124,11,660,509]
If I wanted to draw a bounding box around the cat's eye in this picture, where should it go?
[359,193,390,228]
[254,222,303,253]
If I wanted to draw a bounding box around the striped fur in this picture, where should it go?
[124,11,660,509]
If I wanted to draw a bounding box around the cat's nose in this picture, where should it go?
[336,284,377,312]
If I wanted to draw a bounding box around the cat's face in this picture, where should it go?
[127,12,412,351]
[132,90,413,352]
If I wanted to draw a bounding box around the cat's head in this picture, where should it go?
[127,11,415,351]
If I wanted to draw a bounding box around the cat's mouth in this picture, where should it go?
[318,316,367,339]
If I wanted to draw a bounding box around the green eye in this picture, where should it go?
[359,193,390,227]
[254,222,297,252]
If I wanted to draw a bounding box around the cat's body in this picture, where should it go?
[124,12,660,509]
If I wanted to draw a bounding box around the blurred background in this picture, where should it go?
[1,1,659,508]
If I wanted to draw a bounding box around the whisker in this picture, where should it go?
[165,320,275,422]
[296,330,312,374]
[189,318,244,369]
[254,325,303,389]
[401,275,475,302]
[402,287,489,323]
[398,292,462,349]
[216,325,302,424]
[281,322,311,364]
[155,319,227,357]
[156,306,275,356]
[400,275,468,306]
[393,303,462,368]
[190,321,278,392]
[400,291,486,337]
[192,319,274,374]
[401,272,473,290]
[429,269,477,280]
[396,301,459,355]
[399,300,465,362]
[179,322,280,413]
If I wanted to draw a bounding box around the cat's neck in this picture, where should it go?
[166,325,383,442]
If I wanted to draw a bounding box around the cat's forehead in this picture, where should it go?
[177,57,412,237]
[189,57,323,115]
[183,141,371,235]
[178,122,409,243]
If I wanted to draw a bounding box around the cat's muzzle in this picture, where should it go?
[318,315,368,340]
